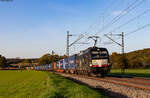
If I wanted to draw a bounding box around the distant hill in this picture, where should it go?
[110,48,150,69]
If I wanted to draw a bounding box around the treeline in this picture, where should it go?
[110,48,150,69]
[0,53,66,68]
[6,53,66,67]
[22,54,66,66]
[0,55,7,67]
[38,53,67,65]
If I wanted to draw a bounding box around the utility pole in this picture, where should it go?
[66,31,88,57]
[66,31,72,57]
[105,32,125,73]
[121,32,125,73]
[122,32,124,54]
[105,32,124,54]
[66,31,69,56]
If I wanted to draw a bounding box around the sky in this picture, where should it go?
[0,0,150,58]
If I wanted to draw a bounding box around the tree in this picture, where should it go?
[38,53,66,65]
[0,55,7,67]
[23,59,31,63]
[110,52,121,68]
[110,48,150,69]
[39,54,52,65]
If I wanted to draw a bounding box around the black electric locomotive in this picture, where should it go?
[75,46,110,76]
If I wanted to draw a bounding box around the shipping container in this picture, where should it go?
[64,58,68,69]
[31,67,33,70]
[28,67,31,70]
[34,66,37,70]
[48,64,51,70]
[53,62,57,71]
[59,59,64,69]
[56,61,60,69]
[68,54,76,69]
[25,67,28,70]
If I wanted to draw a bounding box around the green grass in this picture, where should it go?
[0,70,109,98]
[109,69,150,77]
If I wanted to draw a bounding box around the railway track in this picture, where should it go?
[89,77,150,91]
[56,72,150,91]
[103,77,150,86]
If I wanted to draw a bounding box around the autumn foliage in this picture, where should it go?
[110,48,150,69]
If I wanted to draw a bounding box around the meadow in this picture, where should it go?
[0,70,108,98]
[110,69,150,77]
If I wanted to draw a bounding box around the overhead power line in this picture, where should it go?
[68,0,148,54]
[125,23,150,36]
[67,0,126,48]
[69,34,84,47]
[95,0,146,35]
[111,8,150,32]
[102,0,125,18]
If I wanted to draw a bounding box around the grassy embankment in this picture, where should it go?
[0,70,108,98]
[110,69,150,77]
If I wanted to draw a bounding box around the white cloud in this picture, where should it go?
[48,2,79,14]
[112,10,127,16]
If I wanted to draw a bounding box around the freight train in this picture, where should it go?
[33,47,111,77]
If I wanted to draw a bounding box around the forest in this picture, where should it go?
[110,48,150,69]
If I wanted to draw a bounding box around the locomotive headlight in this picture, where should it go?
[92,60,98,65]
[92,60,97,63]
[90,64,92,66]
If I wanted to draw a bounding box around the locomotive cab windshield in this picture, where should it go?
[91,48,109,59]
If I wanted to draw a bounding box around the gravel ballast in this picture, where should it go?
[56,73,150,98]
